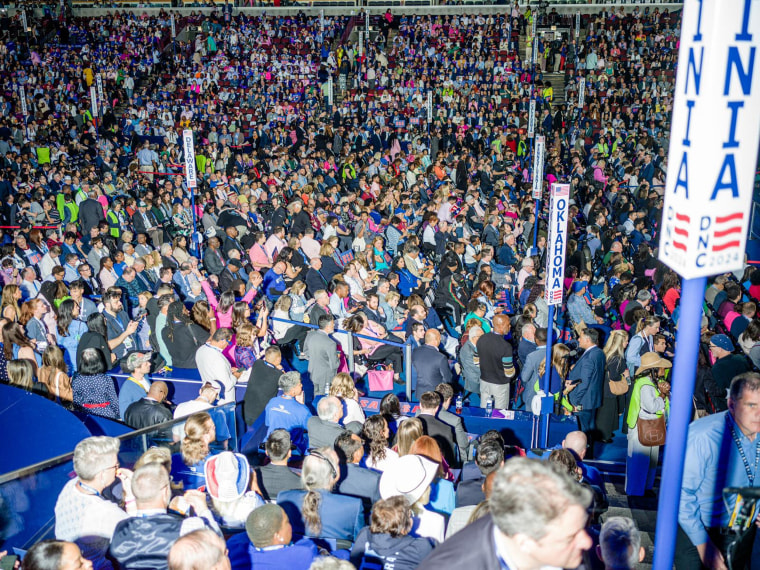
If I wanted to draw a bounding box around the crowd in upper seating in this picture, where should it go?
[1,2,759,569]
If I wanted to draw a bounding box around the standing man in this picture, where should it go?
[477,314,517,409]
[676,373,760,570]
[102,289,140,365]
[196,328,246,404]
[302,314,340,396]
[567,328,606,435]
[412,329,452,398]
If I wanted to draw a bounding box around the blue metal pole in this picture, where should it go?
[532,198,540,251]
[539,303,555,448]
[189,185,198,257]
[652,276,707,570]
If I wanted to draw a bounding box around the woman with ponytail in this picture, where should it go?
[170,412,216,491]
[276,447,364,548]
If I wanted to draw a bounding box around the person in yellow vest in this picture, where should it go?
[625,352,671,496]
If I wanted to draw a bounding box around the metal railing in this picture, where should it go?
[270,315,413,401]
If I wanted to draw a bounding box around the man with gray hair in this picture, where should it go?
[168,529,231,570]
[264,371,313,452]
[419,457,593,568]
[597,517,645,569]
[109,463,220,570]
[307,395,362,449]
[54,436,132,564]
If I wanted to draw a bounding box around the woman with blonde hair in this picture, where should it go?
[276,447,364,546]
[171,411,216,491]
[1,284,21,322]
[7,358,40,394]
[328,372,365,425]
[597,329,630,441]
[395,417,424,456]
[38,345,73,407]
[272,295,294,341]
[535,344,572,414]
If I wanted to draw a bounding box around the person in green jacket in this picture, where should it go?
[625,352,671,496]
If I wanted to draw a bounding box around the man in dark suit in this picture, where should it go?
[132,201,163,247]
[334,432,381,521]
[307,396,361,450]
[455,440,504,507]
[219,258,245,292]
[435,383,470,462]
[79,190,105,234]
[254,429,302,501]
[567,327,606,435]
[243,346,285,426]
[419,458,594,569]
[305,257,329,298]
[417,392,458,468]
[412,329,452,398]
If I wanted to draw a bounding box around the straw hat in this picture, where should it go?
[636,352,672,376]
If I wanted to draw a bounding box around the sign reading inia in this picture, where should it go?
[658,0,760,279]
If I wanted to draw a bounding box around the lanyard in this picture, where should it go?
[77,480,101,497]
[728,415,760,486]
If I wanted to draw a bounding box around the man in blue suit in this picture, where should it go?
[567,328,606,435]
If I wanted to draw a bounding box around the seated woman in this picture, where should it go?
[345,313,404,382]
[362,414,399,472]
[71,347,119,420]
[328,372,366,426]
[171,411,216,491]
[350,496,435,570]
[408,436,456,516]
[277,447,364,549]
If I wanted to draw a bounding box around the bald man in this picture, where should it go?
[124,380,173,431]
[169,529,231,570]
[477,314,517,409]
[563,431,604,491]
[412,328,452,399]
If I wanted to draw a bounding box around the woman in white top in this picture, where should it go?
[362,414,399,472]
[271,295,294,341]
[329,373,365,426]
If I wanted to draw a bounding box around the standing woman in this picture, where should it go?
[625,316,660,378]
[625,352,671,497]
[56,299,88,373]
[596,330,630,442]
[21,299,55,359]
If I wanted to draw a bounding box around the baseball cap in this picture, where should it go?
[125,351,152,372]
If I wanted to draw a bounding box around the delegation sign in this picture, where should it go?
[658,0,760,278]
[183,129,197,189]
[545,183,570,306]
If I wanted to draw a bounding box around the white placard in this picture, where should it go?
[96,73,105,109]
[532,35,539,63]
[427,91,432,123]
[358,31,364,57]
[19,86,28,116]
[366,9,370,31]
[531,17,536,39]
[578,77,585,108]
[90,86,98,117]
[528,99,536,139]
[327,77,334,107]
[320,9,324,32]
[21,10,28,32]
[532,136,545,200]
[545,183,570,306]
[658,0,760,279]
[575,11,580,38]
[170,14,176,38]
[183,129,197,189]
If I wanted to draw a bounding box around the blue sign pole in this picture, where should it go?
[532,199,540,252]
[652,276,706,569]
[189,186,198,258]
[539,303,555,447]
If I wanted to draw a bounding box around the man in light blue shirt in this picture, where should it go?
[677,373,760,569]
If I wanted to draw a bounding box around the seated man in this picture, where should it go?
[455,440,504,508]
[109,463,220,570]
[254,429,303,501]
[124,381,172,432]
[306,396,362,450]
[264,372,312,453]
[168,529,231,570]
[334,432,381,519]
[227,504,319,570]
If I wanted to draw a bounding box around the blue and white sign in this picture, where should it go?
[427,91,433,123]
[528,98,536,139]
[575,11,580,38]
[170,14,176,38]
[578,77,585,108]
[545,183,570,306]
[90,86,98,118]
[183,129,197,189]
[96,73,105,110]
[532,135,545,199]
[19,86,27,116]
[658,0,760,279]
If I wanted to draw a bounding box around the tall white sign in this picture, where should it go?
[575,11,580,38]
[19,86,28,116]
[658,0,760,279]
[320,9,324,33]
[527,99,536,139]
[578,77,585,108]
[170,14,176,38]
[358,31,364,57]
[427,91,432,123]
[545,183,570,306]
[532,135,545,200]
[327,77,334,107]
[183,129,197,189]
[532,35,539,64]
[96,73,105,110]
[90,86,98,117]
[21,10,28,32]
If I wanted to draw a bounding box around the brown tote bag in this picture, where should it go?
[637,415,666,447]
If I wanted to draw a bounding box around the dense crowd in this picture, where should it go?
[1,2,759,570]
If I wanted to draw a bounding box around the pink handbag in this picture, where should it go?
[368,369,394,392]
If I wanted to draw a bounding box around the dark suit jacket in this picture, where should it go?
[132,210,159,234]
[305,268,329,297]
[455,478,485,507]
[243,359,283,426]
[418,514,500,570]
[79,198,105,234]
[255,463,302,501]
[336,463,381,519]
[412,345,452,397]
[320,255,343,283]
[203,247,226,276]
[418,413,458,467]
[567,345,606,410]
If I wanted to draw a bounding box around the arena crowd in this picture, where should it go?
[0,2,759,569]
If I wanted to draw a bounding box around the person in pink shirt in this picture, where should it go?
[201,274,260,329]
[248,232,273,272]
[264,226,288,260]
